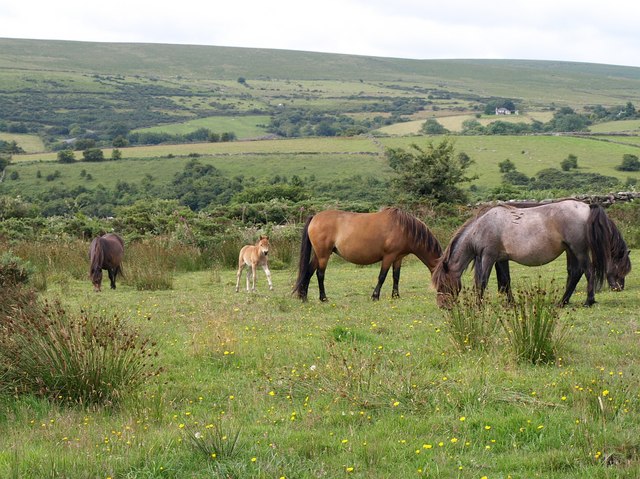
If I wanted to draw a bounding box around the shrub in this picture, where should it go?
[616,154,640,171]
[0,251,34,287]
[0,301,157,405]
[444,290,500,352]
[498,282,569,364]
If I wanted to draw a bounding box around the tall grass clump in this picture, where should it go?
[125,239,174,290]
[0,301,158,405]
[444,289,500,352]
[498,282,569,365]
[183,418,242,461]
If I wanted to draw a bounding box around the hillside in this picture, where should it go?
[3,37,640,137]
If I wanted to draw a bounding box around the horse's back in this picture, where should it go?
[101,234,124,267]
[480,201,591,265]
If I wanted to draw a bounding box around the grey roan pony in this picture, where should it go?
[89,233,124,292]
[432,200,631,307]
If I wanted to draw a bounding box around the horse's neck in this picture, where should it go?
[448,230,476,276]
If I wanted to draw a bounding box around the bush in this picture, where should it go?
[498,282,569,364]
[616,154,640,172]
[0,251,33,287]
[0,301,158,405]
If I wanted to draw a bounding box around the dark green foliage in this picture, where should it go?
[82,148,104,162]
[616,154,640,172]
[498,159,516,173]
[421,118,449,135]
[386,138,476,204]
[172,159,242,210]
[530,168,619,191]
[57,149,76,163]
[545,107,591,132]
[561,154,578,171]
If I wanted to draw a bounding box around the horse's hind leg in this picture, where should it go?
[495,261,513,302]
[108,268,117,289]
[235,263,244,292]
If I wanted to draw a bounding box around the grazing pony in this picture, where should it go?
[432,200,630,307]
[89,233,124,292]
[293,208,442,301]
[235,235,273,292]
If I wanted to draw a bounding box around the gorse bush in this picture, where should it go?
[0,301,158,405]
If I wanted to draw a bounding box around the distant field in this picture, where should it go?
[0,132,46,153]
[376,112,555,135]
[589,119,640,133]
[6,135,640,200]
[11,136,382,163]
[133,115,271,139]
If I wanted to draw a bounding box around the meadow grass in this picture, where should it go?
[133,115,271,139]
[1,250,639,478]
[6,135,640,200]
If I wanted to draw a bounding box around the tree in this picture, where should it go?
[560,154,578,171]
[498,159,516,173]
[386,138,476,204]
[82,148,104,162]
[57,149,76,163]
[617,154,640,172]
[111,149,122,161]
[421,118,449,135]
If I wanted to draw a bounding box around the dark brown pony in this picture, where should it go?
[89,233,124,292]
[293,208,442,301]
[432,200,630,308]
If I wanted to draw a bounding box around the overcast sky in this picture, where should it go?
[2,0,639,67]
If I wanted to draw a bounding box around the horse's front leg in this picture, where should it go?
[262,263,273,290]
[474,255,494,303]
[372,265,390,301]
[584,264,597,307]
[391,260,402,299]
[561,251,584,306]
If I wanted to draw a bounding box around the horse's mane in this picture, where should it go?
[431,206,494,288]
[385,207,442,257]
[607,216,632,275]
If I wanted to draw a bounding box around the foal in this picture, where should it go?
[235,235,274,292]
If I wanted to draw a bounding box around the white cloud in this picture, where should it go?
[2,0,639,67]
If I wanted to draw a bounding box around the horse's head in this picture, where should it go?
[607,249,631,291]
[91,268,103,292]
[432,260,461,308]
[258,235,270,256]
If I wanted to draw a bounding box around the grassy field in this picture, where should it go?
[133,115,272,139]
[5,134,640,202]
[1,246,639,478]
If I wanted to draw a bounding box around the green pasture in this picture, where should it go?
[589,119,640,133]
[6,135,640,201]
[133,115,271,139]
[1,245,639,478]
[377,112,556,136]
[0,133,45,153]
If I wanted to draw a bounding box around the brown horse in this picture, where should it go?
[293,208,442,301]
[432,200,630,308]
[89,233,124,292]
[235,235,273,292]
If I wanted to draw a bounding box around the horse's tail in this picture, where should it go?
[293,216,314,299]
[587,204,611,291]
[89,237,104,281]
